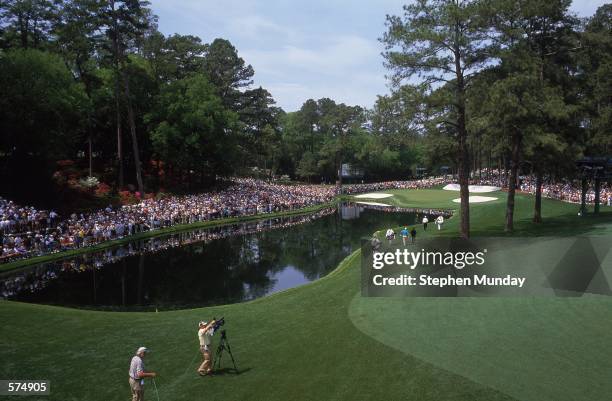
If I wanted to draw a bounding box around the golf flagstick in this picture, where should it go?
[153,377,160,401]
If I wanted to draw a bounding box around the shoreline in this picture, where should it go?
[0,198,344,274]
[5,183,609,275]
[1,195,455,275]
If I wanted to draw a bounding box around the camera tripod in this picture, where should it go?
[214,329,239,373]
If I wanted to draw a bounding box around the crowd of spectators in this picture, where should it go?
[343,177,447,194]
[468,168,507,188]
[2,173,611,264]
[473,168,612,205]
[519,176,612,205]
[0,208,336,299]
[1,178,336,263]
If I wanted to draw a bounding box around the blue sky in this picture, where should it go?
[149,0,608,112]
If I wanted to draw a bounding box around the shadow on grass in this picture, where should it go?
[495,211,612,237]
[209,367,251,376]
[384,209,612,239]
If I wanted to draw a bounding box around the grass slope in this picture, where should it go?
[0,253,511,401]
[1,190,611,401]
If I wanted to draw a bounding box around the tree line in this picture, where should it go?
[380,0,611,237]
[0,0,416,200]
[0,0,284,198]
[0,0,610,237]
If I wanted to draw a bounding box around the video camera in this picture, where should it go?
[211,317,225,333]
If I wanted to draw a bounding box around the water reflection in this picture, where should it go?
[0,204,448,310]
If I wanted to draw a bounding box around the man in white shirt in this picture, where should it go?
[436,215,444,230]
[385,228,395,243]
[197,320,216,376]
[128,347,156,401]
[422,216,429,230]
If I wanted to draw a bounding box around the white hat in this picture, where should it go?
[136,347,148,354]
[198,321,207,326]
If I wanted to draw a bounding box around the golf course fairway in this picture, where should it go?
[2,188,612,401]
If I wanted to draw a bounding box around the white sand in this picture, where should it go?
[354,193,394,199]
[452,196,498,204]
[443,184,501,193]
[356,201,392,207]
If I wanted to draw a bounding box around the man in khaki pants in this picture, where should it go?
[128,347,157,401]
[197,320,216,376]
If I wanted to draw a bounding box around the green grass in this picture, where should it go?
[355,188,612,237]
[1,189,611,401]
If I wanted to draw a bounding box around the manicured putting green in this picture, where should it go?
[349,293,612,401]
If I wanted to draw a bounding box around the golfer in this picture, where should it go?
[400,227,409,246]
[436,215,444,230]
[128,347,157,401]
[385,228,395,243]
[410,227,417,243]
[422,215,429,230]
[198,320,216,376]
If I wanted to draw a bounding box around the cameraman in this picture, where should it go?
[197,320,216,376]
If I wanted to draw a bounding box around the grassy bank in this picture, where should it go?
[0,251,513,401]
[1,189,611,401]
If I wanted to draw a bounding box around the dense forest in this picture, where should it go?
[0,0,610,218]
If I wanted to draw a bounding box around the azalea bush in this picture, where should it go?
[95,183,111,197]
[119,190,138,205]
[79,176,100,189]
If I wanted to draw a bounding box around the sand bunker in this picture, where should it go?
[443,184,501,193]
[356,201,392,207]
[354,193,394,199]
[452,196,498,204]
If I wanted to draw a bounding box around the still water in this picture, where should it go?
[0,203,435,310]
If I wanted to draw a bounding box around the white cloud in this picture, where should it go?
[150,0,461,111]
[152,0,258,18]
[242,35,385,110]
[261,71,388,112]
[570,0,607,17]
[242,35,380,77]
[286,35,379,70]
[226,15,296,40]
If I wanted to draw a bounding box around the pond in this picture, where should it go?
[0,203,446,310]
